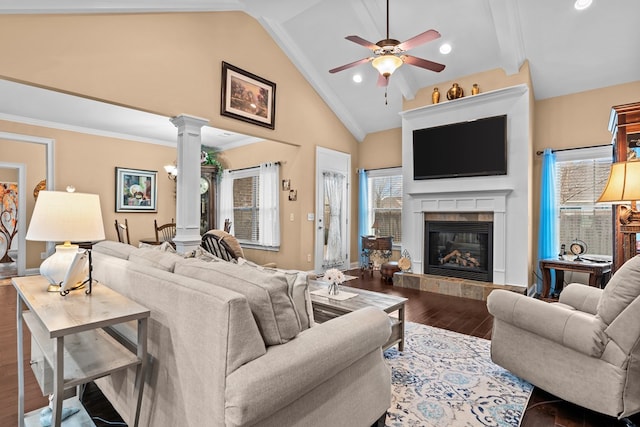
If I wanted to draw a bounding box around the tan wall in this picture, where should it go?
[405,62,533,112]
[0,12,358,271]
[0,120,176,269]
[530,80,640,265]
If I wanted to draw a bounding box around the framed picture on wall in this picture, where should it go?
[115,167,157,212]
[221,61,276,129]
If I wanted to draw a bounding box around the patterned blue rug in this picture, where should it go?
[384,322,533,427]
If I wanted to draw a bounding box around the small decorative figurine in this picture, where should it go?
[472,83,480,95]
[446,83,464,100]
[432,87,440,104]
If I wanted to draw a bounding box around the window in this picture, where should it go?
[219,163,280,248]
[233,174,259,242]
[555,146,613,256]
[368,168,402,245]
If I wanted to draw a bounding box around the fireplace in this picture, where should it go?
[424,220,493,282]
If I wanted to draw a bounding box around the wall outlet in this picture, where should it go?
[307,213,314,221]
[307,254,312,262]
[290,213,294,221]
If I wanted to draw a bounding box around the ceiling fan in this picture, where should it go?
[329,0,446,87]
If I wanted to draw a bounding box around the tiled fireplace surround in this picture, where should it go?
[395,85,531,300]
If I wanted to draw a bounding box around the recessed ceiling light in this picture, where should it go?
[574,0,592,10]
[439,43,452,55]
[352,74,363,83]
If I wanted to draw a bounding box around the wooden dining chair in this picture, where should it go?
[154,218,176,244]
[114,218,130,244]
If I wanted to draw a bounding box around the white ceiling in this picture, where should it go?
[0,0,638,146]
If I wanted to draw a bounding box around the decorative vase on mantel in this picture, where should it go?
[432,87,440,104]
[446,83,464,100]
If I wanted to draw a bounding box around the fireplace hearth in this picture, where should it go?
[425,221,493,282]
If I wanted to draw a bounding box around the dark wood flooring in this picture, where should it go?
[2,273,638,426]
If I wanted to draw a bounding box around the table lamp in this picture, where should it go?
[597,160,640,222]
[26,189,105,292]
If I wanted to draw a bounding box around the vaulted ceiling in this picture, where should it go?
[1,0,638,146]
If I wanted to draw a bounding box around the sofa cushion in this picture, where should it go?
[597,255,640,325]
[174,258,301,345]
[93,240,138,260]
[129,247,184,272]
[238,258,314,330]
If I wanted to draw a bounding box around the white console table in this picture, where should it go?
[14,276,149,427]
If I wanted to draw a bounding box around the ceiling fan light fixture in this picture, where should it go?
[574,0,592,10]
[439,43,452,55]
[372,54,403,77]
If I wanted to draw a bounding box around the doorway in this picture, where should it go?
[314,147,351,273]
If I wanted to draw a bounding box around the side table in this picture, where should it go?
[539,258,612,298]
[14,275,150,427]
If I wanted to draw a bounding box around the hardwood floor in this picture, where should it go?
[2,273,638,426]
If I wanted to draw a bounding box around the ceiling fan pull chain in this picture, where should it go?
[385,88,388,105]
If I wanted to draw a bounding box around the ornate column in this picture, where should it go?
[170,114,209,254]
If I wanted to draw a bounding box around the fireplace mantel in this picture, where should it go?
[408,189,513,213]
[400,84,531,288]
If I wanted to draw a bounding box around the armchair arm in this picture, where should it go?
[558,283,602,315]
[225,307,391,426]
[488,290,608,357]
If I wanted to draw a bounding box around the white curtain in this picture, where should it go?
[218,170,234,234]
[323,171,344,267]
[258,162,280,247]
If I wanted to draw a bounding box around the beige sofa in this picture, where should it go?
[91,241,391,427]
[488,255,640,419]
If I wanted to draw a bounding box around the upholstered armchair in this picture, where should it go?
[488,255,640,420]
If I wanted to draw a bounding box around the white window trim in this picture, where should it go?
[225,166,280,250]
[367,167,403,248]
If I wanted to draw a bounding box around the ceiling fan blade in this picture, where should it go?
[329,57,373,74]
[397,29,441,51]
[403,55,446,72]
[345,35,379,50]
[377,73,389,87]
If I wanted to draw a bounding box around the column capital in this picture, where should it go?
[170,114,209,130]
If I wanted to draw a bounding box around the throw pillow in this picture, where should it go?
[92,240,138,260]
[237,258,315,329]
[597,255,640,325]
[129,247,184,272]
[174,258,301,346]
[138,241,176,253]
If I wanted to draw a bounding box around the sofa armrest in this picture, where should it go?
[487,289,608,357]
[558,283,602,315]
[225,306,391,426]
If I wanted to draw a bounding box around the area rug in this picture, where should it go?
[384,322,533,427]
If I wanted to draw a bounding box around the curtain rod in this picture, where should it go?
[357,166,402,173]
[535,143,612,156]
[226,161,281,173]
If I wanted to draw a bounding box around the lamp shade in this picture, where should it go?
[26,190,106,243]
[372,54,403,77]
[26,190,105,288]
[597,161,640,203]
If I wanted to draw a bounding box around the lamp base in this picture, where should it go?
[46,282,86,293]
[40,243,82,290]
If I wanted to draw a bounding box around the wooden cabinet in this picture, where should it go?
[610,102,640,271]
[200,165,218,234]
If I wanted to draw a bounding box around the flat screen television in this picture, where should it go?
[413,114,507,180]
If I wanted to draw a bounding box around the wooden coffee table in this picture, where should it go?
[309,281,407,351]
